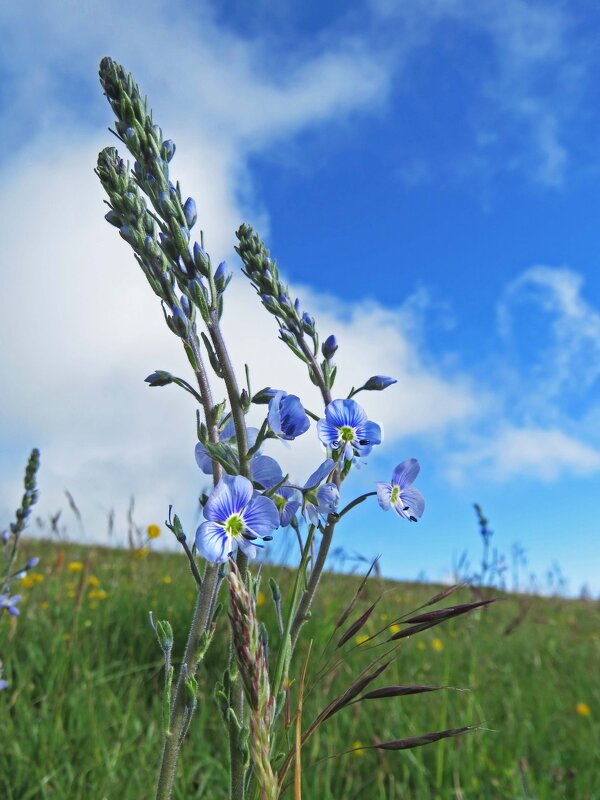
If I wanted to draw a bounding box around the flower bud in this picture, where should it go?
[145,371,173,387]
[183,197,197,228]
[302,312,315,335]
[322,334,338,359]
[2,530,10,544]
[363,375,397,391]
[252,387,279,404]
[104,210,122,227]
[214,261,232,292]
[25,557,39,570]
[161,139,176,162]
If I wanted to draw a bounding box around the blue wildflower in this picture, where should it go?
[0,594,22,616]
[376,458,424,522]
[195,475,279,562]
[302,459,339,525]
[317,399,382,464]
[272,486,301,526]
[268,391,310,440]
[0,680,8,691]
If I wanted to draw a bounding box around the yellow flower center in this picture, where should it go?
[391,485,400,504]
[225,514,244,538]
[339,425,355,443]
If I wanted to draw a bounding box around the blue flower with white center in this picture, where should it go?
[301,459,339,525]
[268,391,310,440]
[376,458,425,522]
[195,418,259,475]
[0,593,22,616]
[195,475,279,563]
[317,399,382,465]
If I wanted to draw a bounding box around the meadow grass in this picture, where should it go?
[1,539,598,799]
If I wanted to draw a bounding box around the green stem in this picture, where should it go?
[155,334,222,800]
[207,312,252,800]
[155,563,220,799]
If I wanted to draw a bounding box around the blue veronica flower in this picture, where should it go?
[317,399,382,464]
[272,486,301,526]
[268,391,310,440]
[376,458,425,522]
[0,594,22,616]
[195,475,279,563]
[195,418,259,474]
[0,680,8,691]
[302,459,339,525]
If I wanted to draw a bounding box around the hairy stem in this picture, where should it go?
[155,336,222,800]
[207,311,252,800]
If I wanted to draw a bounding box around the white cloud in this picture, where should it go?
[448,426,600,483]
[498,265,600,399]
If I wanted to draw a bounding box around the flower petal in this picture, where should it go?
[244,493,280,536]
[393,487,425,521]
[355,420,382,448]
[304,458,335,489]
[194,442,213,474]
[325,398,367,428]
[392,458,420,489]
[376,482,392,511]
[317,418,340,448]
[195,522,232,562]
[237,537,258,559]
[204,475,253,522]
[251,454,283,489]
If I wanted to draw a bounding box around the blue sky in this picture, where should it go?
[2,0,600,593]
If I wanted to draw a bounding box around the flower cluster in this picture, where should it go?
[195,392,425,562]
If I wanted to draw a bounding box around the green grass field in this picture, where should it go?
[1,539,598,799]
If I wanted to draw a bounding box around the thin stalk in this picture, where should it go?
[155,563,220,800]
[155,335,222,799]
[290,518,336,648]
[206,311,252,800]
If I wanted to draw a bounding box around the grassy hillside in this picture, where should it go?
[1,539,598,799]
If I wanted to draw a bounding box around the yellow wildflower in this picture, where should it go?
[432,638,444,652]
[162,576,172,584]
[355,634,369,645]
[147,524,161,539]
[62,634,70,642]
[390,623,401,635]
[20,575,34,588]
[576,702,591,717]
[134,547,149,559]
[32,573,44,584]
[88,589,108,601]
[67,590,76,599]
[257,591,266,607]
[352,740,365,757]
[40,601,49,610]
[67,561,83,572]
[87,575,101,588]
